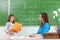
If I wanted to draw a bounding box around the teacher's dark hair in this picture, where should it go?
[8,14,15,23]
[40,12,49,26]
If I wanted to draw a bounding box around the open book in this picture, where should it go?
[11,22,22,33]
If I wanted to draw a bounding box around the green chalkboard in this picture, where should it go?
[10,0,60,26]
[0,0,8,26]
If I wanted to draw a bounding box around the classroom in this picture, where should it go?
[0,0,60,40]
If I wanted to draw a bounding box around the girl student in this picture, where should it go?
[5,14,16,36]
[29,12,50,38]
[5,14,22,36]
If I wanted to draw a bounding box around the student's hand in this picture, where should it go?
[9,29,14,33]
[29,34,43,38]
[19,29,21,31]
[35,34,43,39]
[29,34,37,37]
[5,30,9,33]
